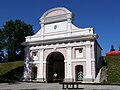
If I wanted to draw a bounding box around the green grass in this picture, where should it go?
[0,56,120,83]
[105,56,120,84]
[0,61,24,81]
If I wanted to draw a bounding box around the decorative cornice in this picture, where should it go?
[22,34,98,46]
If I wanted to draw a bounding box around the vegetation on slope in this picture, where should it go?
[0,56,120,84]
[105,56,120,84]
[0,61,24,82]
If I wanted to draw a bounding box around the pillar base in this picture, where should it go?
[37,78,44,82]
[22,78,31,81]
[64,77,73,82]
[83,76,93,83]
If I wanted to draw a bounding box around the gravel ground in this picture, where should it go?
[0,82,120,90]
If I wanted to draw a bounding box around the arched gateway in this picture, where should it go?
[22,7,102,83]
[46,52,65,82]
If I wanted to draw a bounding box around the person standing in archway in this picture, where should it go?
[53,71,58,83]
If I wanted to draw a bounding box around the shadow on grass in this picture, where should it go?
[0,66,24,83]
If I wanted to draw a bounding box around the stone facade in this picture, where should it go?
[22,7,102,83]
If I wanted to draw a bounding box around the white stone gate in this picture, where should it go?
[22,7,102,83]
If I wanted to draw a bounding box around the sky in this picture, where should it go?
[0,0,120,55]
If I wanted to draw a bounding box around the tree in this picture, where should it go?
[110,45,115,52]
[0,29,4,61]
[1,20,34,61]
[119,45,120,51]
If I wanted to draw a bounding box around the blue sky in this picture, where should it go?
[0,0,120,55]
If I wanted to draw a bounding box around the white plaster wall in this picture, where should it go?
[91,42,95,59]
[91,61,95,79]
[44,21,67,33]
[90,41,96,80]
[44,49,54,61]
[43,63,46,81]
[71,28,93,36]
[26,35,42,42]
[44,33,67,39]
[35,28,41,35]
[56,48,67,60]
[71,24,78,30]
[72,46,85,60]
[25,27,94,42]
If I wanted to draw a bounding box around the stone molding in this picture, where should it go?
[22,34,97,46]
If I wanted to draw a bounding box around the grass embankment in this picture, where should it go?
[105,56,120,84]
[0,61,24,82]
[0,57,120,84]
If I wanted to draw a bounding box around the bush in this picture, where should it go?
[105,56,120,84]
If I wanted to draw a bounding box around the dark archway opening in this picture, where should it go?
[46,52,65,83]
[31,66,37,80]
[75,65,83,81]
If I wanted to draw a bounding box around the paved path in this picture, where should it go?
[0,82,120,90]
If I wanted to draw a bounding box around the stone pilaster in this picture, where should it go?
[84,41,92,82]
[41,23,44,40]
[37,48,44,82]
[67,14,72,36]
[65,45,73,81]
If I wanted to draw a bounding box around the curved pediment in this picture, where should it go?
[40,7,72,24]
[45,9,66,17]
[41,7,72,19]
